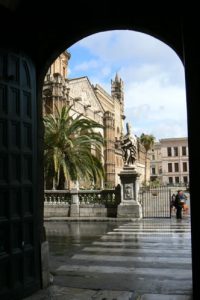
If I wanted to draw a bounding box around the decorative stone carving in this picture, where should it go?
[68,78,103,112]
[124,183,134,200]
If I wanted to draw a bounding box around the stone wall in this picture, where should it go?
[44,203,70,217]
[44,203,108,218]
[79,204,107,217]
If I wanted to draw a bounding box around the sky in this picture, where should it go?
[67,30,187,141]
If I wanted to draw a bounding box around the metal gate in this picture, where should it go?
[138,186,171,218]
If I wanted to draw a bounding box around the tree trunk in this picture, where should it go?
[52,177,56,190]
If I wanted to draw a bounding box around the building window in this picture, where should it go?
[168,163,172,172]
[152,155,155,160]
[174,163,179,172]
[167,147,172,157]
[168,177,173,184]
[182,146,187,156]
[175,177,179,183]
[183,162,187,172]
[174,147,178,156]
[152,167,156,175]
[183,176,188,183]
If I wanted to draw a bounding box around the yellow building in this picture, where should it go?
[150,138,189,185]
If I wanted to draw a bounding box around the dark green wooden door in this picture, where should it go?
[0,51,40,299]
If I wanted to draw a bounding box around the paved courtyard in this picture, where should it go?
[26,217,192,299]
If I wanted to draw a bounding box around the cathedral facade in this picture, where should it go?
[43,51,149,189]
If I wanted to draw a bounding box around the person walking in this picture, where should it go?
[174,190,185,219]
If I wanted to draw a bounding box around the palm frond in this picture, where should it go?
[44,104,105,187]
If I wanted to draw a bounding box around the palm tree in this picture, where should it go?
[140,133,155,185]
[44,105,104,189]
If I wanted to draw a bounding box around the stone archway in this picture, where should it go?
[41,25,195,298]
[0,4,200,298]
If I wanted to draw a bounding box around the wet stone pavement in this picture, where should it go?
[26,217,192,299]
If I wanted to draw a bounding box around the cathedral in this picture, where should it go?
[43,51,149,189]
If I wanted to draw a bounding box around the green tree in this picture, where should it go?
[140,133,155,185]
[44,105,104,189]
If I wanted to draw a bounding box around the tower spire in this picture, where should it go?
[111,73,124,103]
[115,72,120,83]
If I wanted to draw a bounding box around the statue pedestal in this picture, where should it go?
[117,203,142,218]
[117,165,142,219]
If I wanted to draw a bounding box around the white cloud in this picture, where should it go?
[78,30,183,67]
[70,30,185,86]
[125,78,186,116]
[133,120,187,140]
[89,76,110,94]
[124,74,187,138]
[74,59,100,71]
[101,66,112,77]
[68,30,187,139]
[147,120,187,139]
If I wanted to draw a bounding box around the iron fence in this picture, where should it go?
[139,186,171,218]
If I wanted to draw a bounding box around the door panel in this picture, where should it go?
[0,50,40,299]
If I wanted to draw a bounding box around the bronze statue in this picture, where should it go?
[121,123,137,165]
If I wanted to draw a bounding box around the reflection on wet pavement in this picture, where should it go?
[45,218,192,298]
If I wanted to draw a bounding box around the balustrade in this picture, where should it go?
[44,189,118,207]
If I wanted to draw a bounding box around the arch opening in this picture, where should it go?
[43,29,191,298]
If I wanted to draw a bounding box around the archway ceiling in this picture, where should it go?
[0,1,184,72]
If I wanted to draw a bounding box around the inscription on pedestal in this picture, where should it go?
[124,183,134,200]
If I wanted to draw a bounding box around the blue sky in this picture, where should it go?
[68,30,187,141]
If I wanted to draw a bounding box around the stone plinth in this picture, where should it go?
[117,203,142,218]
[117,165,142,218]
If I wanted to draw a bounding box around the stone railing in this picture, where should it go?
[78,189,117,206]
[44,190,71,218]
[44,189,118,206]
[44,190,71,204]
[44,189,120,218]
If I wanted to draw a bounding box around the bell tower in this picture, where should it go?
[111,73,125,134]
[111,73,124,104]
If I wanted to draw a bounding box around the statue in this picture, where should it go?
[121,123,137,166]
